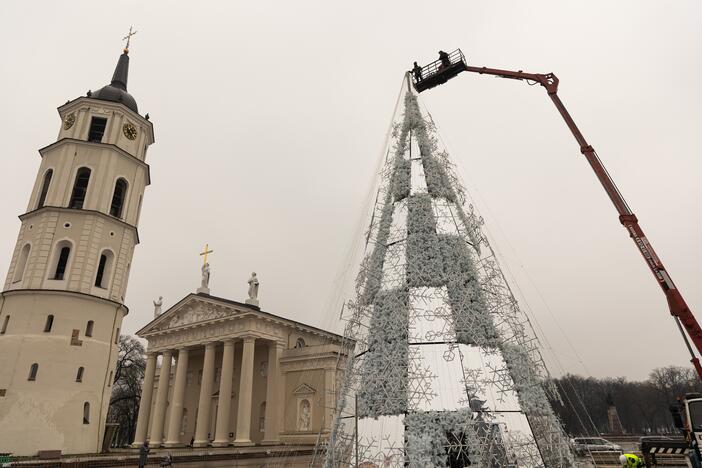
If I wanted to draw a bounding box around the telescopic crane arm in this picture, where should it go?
[413,52,702,380]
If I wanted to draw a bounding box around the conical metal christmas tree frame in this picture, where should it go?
[323,76,574,467]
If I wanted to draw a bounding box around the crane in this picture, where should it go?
[411,49,702,381]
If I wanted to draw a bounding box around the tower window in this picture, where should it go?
[83,402,90,424]
[44,315,54,333]
[114,328,120,345]
[53,246,71,280]
[110,178,128,218]
[28,363,38,381]
[69,167,91,209]
[13,243,31,283]
[1,315,9,334]
[85,320,94,337]
[95,254,107,288]
[88,117,107,143]
[37,169,53,209]
[76,367,84,382]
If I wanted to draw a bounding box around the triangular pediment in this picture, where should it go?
[136,293,345,345]
[293,383,317,395]
[138,295,237,335]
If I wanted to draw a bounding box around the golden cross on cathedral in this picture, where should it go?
[199,244,213,266]
[122,26,138,51]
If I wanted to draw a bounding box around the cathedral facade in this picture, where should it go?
[0,48,153,456]
[133,292,345,448]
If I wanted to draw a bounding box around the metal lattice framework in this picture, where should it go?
[322,77,574,467]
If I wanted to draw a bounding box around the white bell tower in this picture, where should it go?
[0,44,154,456]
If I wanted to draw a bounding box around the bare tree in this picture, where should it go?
[549,366,702,436]
[107,335,146,447]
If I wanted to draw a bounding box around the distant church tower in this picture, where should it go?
[0,45,154,456]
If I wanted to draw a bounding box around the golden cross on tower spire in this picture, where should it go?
[199,243,213,266]
[122,26,138,53]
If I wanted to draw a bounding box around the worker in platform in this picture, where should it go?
[412,61,423,82]
[619,453,645,467]
[438,50,451,69]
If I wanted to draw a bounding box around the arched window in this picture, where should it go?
[37,169,53,209]
[69,167,91,209]
[1,315,9,334]
[83,402,90,424]
[76,366,84,382]
[295,338,306,349]
[52,244,71,280]
[94,250,114,288]
[13,244,31,283]
[85,320,94,337]
[28,363,38,381]
[259,401,266,432]
[44,315,54,333]
[109,178,128,218]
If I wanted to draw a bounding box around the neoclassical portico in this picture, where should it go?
[132,293,345,448]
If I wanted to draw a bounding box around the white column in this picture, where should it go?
[165,347,190,447]
[262,341,284,444]
[193,342,216,447]
[234,336,256,446]
[149,350,173,448]
[213,339,235,447]
[132,352,157,446]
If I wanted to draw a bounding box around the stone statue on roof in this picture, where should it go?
[246,272,260,306]
[153,296,163,317]
[197,262,211,294]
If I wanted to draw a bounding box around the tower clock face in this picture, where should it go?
[123,122,138,140]
[63,113,76,130]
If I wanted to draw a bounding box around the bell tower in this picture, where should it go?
[0,44,154,456]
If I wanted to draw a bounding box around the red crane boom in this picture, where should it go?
[412,51,702,380]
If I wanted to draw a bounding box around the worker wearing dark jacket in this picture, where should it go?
[619,453,645,467]
[138,441,149,468]
[438,50,451,68]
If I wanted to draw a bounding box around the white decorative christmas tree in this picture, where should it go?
[323,76,574,467]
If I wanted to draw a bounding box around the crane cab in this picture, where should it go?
[411,49,468,93]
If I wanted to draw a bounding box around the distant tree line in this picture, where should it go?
[548,366,702,436]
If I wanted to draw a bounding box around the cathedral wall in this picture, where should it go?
[0,291,125,456]
[283,369,325,435]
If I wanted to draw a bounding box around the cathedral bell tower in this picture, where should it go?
[0,45,154,456]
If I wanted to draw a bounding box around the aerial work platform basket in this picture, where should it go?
[411,49,468,93]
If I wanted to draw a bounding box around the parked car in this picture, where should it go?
[571,437,622,456]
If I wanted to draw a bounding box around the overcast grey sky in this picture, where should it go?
[1,1,700,380]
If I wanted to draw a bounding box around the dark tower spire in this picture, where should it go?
[90,48,138,113]
[110,53,129,91]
